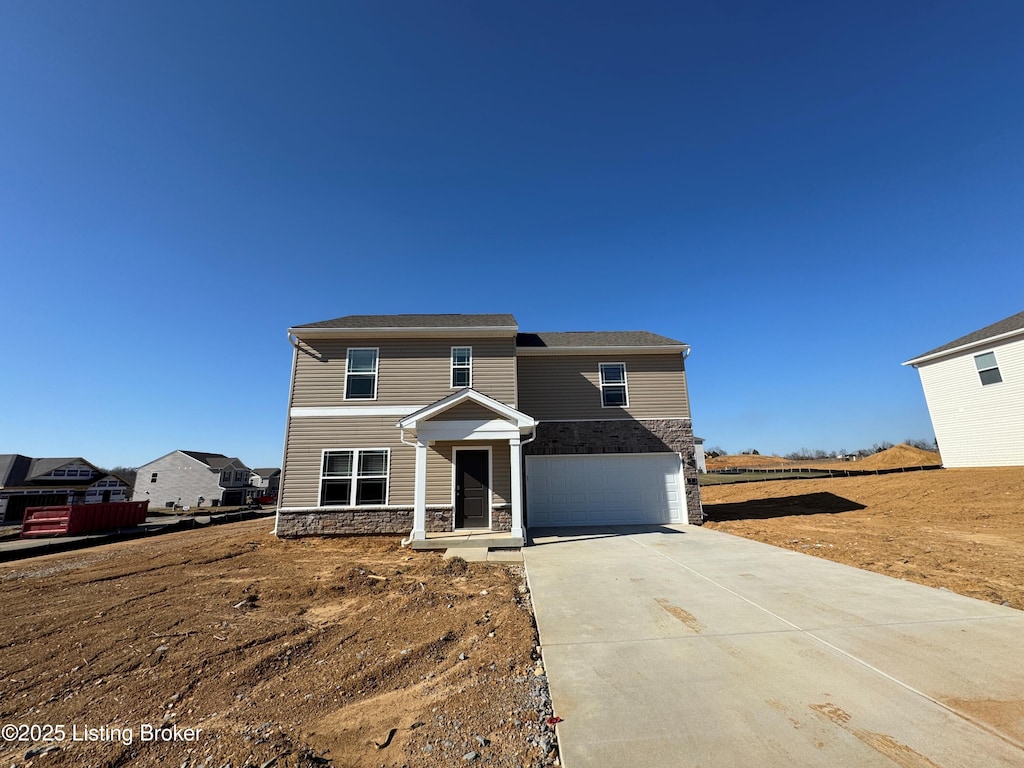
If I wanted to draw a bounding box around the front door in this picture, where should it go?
[455,450,489,529]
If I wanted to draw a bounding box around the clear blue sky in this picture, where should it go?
[2,1,1022,467]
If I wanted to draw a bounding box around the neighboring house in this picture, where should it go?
[903,309,1024,467]
[250,468,281,498]
[133,451,255,508]
[0,455,131,524]
[276,313,703,542]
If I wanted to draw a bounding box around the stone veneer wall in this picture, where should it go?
[491,505,512,531]
[524,419,704,524]
[275,506,451,537]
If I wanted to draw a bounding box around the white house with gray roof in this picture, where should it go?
[904,310,1024,467]
[132,450,256,509]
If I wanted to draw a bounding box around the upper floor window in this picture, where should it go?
[234,470,245,482]
[345,348,379,399]
[451,346,472,388]
[599,363,628,407]
[975,352,1003,386]
[320,448,389,506]
[221,470,232,482]
[150,472,158,483]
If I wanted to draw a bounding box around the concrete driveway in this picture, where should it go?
[524,525,1024,767]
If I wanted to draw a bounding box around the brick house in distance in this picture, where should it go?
[275,314,702,543]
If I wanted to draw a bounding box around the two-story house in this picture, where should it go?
[132,451,255,509]
[903,309,1024,467]
[0,455,132,524]
[275,314,703,543]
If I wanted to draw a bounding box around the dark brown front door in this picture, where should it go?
[455,450,489,529]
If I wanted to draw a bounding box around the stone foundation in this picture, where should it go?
[525,419,704,524]
[491,504,512,531]
[275,506,452,537]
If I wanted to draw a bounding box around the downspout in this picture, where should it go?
[273,333,302,536]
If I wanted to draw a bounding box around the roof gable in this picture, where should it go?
[397,388,536,430]
[905,310,1024,365]
[27,458,99,481]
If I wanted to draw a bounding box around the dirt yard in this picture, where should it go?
[703,467,1024,609]
[0,522,556,768]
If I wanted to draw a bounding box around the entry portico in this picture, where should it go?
[397,389,536,542]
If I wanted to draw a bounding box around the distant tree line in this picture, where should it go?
[704,438,936,461]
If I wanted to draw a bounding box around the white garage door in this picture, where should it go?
[526,453,684,527]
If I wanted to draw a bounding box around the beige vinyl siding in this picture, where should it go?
[434,401,506,421]
[281,419,513,508]
[427,441,511,505]
[291,337,516,408]
[280,417,415,507]
[517,353,690,420]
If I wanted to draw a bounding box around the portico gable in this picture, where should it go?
[397,389,536,542]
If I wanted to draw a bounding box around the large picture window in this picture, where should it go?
[345,348,379,399]
[599,362,628,407]
[451,346,472,388]
[974,352,1003,386]
[320,449,389,506]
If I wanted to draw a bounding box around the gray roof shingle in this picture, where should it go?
[0,454,32,486]
[295,313,518,330]
[907,310,1024,363]
[516,330,685,348]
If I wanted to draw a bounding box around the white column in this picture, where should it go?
[509,436,524,541]
[411,439,428,541]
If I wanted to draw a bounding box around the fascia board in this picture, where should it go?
[516,345,689,356]
[289,326,518,340]
[902,329,1024,367]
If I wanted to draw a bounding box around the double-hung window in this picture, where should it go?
[320,449,390,506]
[974,352,1003,386]
[345,348,379,399]
[599,363,628,407]
[451,346,472,388]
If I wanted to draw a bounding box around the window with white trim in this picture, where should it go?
[345,348,379,399]
[599,362,628,407]
[974,352,1003,386]
[451,346,472,388]
[320,449,389,506]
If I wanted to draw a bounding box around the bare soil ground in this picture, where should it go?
[0,521,556,768]
[703,467,1024,609]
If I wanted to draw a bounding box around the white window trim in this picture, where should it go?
[451,445,492,530]
[451,346,473,389]
[974,351,1003,386]
[344,347,379,401]
[319,448,391,507]
[599,362,629,408]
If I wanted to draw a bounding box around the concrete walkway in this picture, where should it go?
[524,525,1024,768]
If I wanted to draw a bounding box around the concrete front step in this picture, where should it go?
[410,535,524,551]
[443,546,524,563]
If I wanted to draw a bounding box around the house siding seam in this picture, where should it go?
[524,418,704,524]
